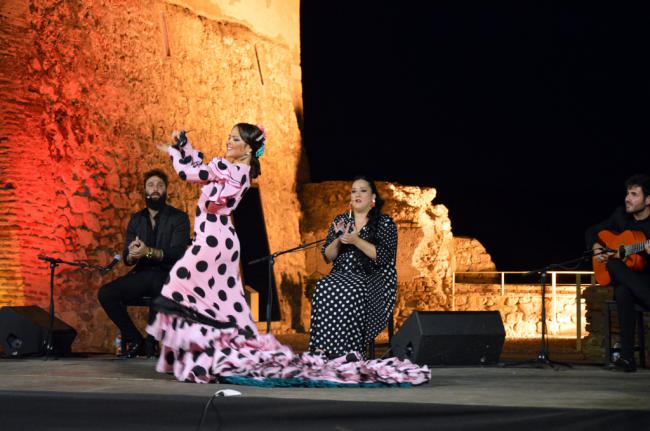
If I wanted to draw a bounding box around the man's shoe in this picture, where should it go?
[611,357,637,373]
[124,340,144,359]
[144,336,159,358]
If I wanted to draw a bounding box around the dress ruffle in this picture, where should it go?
[147,313,430,386]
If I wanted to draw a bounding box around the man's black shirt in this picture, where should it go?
[123,204,190,271]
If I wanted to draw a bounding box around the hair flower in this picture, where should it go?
[255,144,265,158]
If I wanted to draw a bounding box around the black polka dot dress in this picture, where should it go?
[309,213,398,358]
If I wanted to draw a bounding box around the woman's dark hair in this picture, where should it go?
[351,175,384,244]
[234,123,265,179]
[351,175,384,273]
[143,169,168,188]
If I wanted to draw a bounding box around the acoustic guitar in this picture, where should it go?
[592,230,649,285]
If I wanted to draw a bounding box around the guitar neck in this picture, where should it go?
[625,239,650,256]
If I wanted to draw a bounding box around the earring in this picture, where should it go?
[371,198,376,208]
[348,202,352,218]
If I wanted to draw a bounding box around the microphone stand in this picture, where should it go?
[503,251,599,370]
[37,255,106,360]
[248,238,326,334]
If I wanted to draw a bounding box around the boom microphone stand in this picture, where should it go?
[248,238,326,334]
[503,250,605,369]
[37,255,113,360]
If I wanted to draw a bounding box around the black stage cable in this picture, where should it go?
[196,389,242,431]
[196,393,219,431]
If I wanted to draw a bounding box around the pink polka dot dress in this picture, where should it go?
[147,139,430,387]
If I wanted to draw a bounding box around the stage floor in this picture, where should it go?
[1,354,648,410]
[1,355,649,430]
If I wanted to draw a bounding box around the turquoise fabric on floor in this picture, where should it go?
[220,376,413,388]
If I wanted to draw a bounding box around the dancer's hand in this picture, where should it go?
[156,143,171,153]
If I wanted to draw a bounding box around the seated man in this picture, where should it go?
[585,173,650,372]
[98,169,190,358]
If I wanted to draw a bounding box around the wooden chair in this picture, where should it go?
[368,316,394,359]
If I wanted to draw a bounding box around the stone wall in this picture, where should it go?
[0,0,303,352]
[452,283,586,338]
[1,1,632,361]
[452,237,496,273]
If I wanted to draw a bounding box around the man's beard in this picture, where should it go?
[625,202,648,215]
[145,192,167,210]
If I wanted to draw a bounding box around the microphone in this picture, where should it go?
[102,254,122,273]
[334,225,348,238]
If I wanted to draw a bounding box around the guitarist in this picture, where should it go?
[585,174,650,372]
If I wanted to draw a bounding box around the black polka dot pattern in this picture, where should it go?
[192,365,206,377]
[206,236,218,247]
[176,267,190,279]
[308,214,398,358]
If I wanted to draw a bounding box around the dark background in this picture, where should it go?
[300,2,649,270]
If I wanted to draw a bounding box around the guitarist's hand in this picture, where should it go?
[593,243,614,262]
[645,243,650,255]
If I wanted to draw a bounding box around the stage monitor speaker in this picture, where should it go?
[0,306,77,357]
[391,311,505,366]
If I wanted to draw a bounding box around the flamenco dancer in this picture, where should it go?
[148,123,430,386]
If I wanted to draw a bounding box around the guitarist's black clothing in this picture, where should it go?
[585,206,650,368]
[585,206,650,274]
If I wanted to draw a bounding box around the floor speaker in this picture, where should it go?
[0,306,77,357]
[391,311,505,366]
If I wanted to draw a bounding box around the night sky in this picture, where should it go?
[300,3,649,270]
